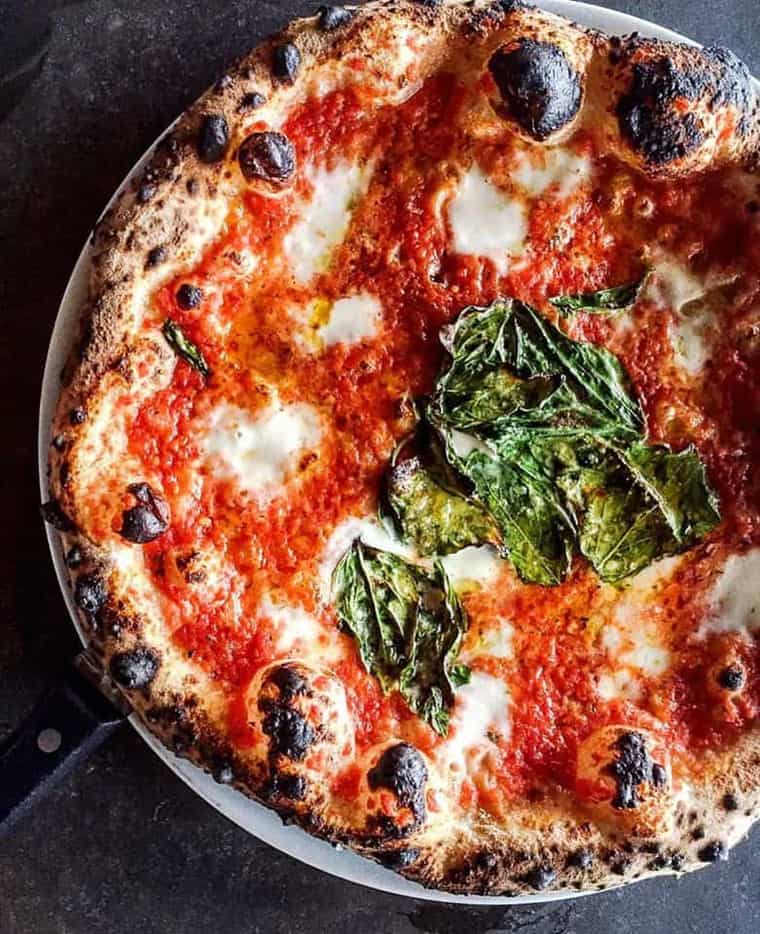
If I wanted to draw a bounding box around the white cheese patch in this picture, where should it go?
[259,596,324,656]
[669,311,714,374]
[436,673,510,778]
[321,293,383,348]
[466,619,514,662]
[700,549,760,638]
[440,546,503,587]
[448,165,527,274]
[647,255,706,312]
[283,161,373,284]
[596,556,680,699]
[513,146,592,199]
[203,398,322,499]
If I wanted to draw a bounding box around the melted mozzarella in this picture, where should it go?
[283,161,372,284]
[203,399,322,498]
[700,549,760,638]
[513,146,592,198]
[440,546,503,587]
[322,293,382,347]
[669,311,714,374]
[448,165,527,273]
[260,597,323,655]
[436,673,510,777]
[467,619,514,661]
[596,557,680,699]
[647,255,706,311]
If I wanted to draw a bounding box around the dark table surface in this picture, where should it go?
[1,1,758,932]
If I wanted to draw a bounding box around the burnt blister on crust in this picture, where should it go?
[265,770,308,802]
[378,847,421,870]
[41,499,74,532]
[238,132,296,185]
[146,245,168,268]
[717,663,745,691]
[525,864,557,891]
[617,43,757,167]
[110,646,160,689]
[238,91,266,112]
[197,114,230,163]
[698,840,728,863]
[74,574,107,615]
[367,743,428,822]
[489,38,582,141]
[119,482,170,544]
[317,6,355,31]
[272,43,301,83]
[605,731,666,810]
[261,706,315,761]
[176,283,203,309]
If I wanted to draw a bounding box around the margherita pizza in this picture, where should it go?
[44,0,760,895]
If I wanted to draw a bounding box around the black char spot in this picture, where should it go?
[213,764,235,785]
[197,114,230,163]
[717,664,745,691]
[568,848,594,870]
[262,706,315,761]
[617,58,708,165]
[110,646,160,689]
[526,865,557,890]
[119,483,170,544]
[69,407,86,425]
[489,38,582,141]
[146,246,167,268]
[317,6,354,31]
[367,743,428,821]
[238,132,296,184]
[65,546,83,569]
[722,792,739,811]
[379,848,421,870]
[704,46,756,136]
[266,771,307,801]
[698,841,728,863]
[267,664,310,701]
[272,43,301,83]
[40,500,74,532]
[605,731,665,810]
[670,852,685,871]
[239,91,266,111]
[74,574,106,614]
[176,283,203,309]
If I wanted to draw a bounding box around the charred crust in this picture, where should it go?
[525,864,557,890]
[137,182,156,203]
[703,46,756,137]
[52,433,68,452]
[238,131,296,185]
[176,283,203,309]
[69,407,86,425]
[40,499,75,532]
[378,847,421,870]
[317,6,355,31]
[605,730,665,810]
[238,91,266,111]
[119,482,170,544]
[74,574,107,615]
[109,646,160,689]
[65,546,84,569]
[488,38,582,141]
[260,704,315,761]
[670,852,686,871]
[567,848,594,870]
[722,792,740,811]
[146,245,168,268]
[697,841,728,863]
[267,664,311,700]
[272,43,301,83]
[197,114,230,163]
[367,743,427,822]
[265,770,307,801]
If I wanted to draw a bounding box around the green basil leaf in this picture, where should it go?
[332,542,469,735]
[549,277,645,317]
[383,450,499,556]
[163,319,210,378]
[433,299,643,437]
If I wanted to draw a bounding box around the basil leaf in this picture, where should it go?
[163,319,210,377]
[332,541,469,735]
[433,299,643,437]
[451,443,577,586]
[549,277,645,317]
[382,438,499,555]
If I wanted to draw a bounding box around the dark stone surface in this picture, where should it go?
[0,1,757,931]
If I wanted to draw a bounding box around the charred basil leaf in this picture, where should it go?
[332,541,468,735]
[381,433,499,556]
[162,319,210,378]
[549,277,645,317]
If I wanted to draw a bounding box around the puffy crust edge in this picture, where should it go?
[46,0,760,897]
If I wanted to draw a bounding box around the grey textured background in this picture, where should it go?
[0,1,758,932]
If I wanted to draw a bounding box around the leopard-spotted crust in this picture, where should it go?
[45,0,760,897]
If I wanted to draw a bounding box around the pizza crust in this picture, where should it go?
[45,0,760,896]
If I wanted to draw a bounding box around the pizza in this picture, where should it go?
[43,0,760,896]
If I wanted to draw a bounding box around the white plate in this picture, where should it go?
[35,0,732,904]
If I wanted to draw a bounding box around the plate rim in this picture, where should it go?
[35,0,753,905]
